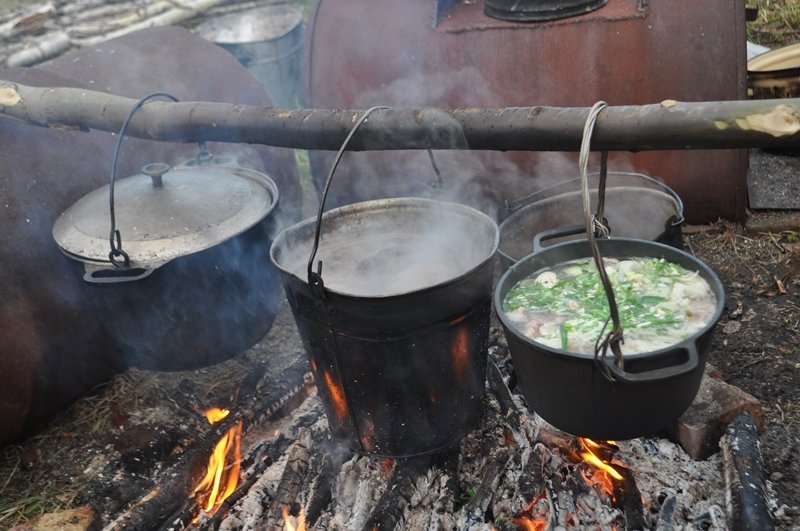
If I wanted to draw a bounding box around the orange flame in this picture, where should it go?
[577,437,623,498]
[193,408,242,516]
[204,407,230,424]
[322,370,348,420]
[515,490,549,530]
[281,506,307,531]
[515,516,548,531]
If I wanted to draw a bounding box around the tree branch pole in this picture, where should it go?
[2,80,800,151]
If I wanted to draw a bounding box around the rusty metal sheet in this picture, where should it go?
[306,0,748,222]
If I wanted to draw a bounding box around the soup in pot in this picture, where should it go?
[503,256,717,355]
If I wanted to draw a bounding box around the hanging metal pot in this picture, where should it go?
[270,107,499,457]
[495,103,725,440]
[52,158,282,371]
[498,171,685,269]
[495,237,725,440]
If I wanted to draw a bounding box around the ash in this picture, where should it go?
[215,346,727,531]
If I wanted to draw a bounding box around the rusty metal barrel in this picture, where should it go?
[305,0,748,223]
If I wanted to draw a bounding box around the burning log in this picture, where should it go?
[262,431,311,529]
[99,357,310,531]
[2,80,800,152]
[720,411,775,531]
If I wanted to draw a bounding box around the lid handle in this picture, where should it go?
[141,162,170,188]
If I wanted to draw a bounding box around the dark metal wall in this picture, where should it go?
[305,0,748,222]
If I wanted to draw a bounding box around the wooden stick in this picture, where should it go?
[720,411,775,531]
[2,80,800,152]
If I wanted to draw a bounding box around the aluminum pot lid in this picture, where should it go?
[53,164,279,268]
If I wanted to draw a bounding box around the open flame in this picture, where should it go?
[577,437,623,498]
[515,437,627,528]
[281,505,307,531]
[192,407,243,516]
[514,491,549,530]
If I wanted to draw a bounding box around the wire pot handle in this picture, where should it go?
[578,101,626,381]
[306,106,391,298]
[106,92,179,268]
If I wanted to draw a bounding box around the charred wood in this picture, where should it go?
[2,81,800,152]
[203,433,296,530]
[459,448,512,527]
[361,457,431,531]
[720,411,775,531]
[302,453,335,527]
[612,464,646,531]
[263,431,312,529]
[654,494,678,531]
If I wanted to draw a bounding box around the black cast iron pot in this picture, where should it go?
[495,238,725,440]
[53,162,282,371]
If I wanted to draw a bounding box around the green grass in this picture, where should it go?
[748,0,800,46]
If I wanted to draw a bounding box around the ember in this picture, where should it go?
[281,505,307,531]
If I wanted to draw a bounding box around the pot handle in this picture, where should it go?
[604,342,699,384]
[532,223,608,254]
[83,266,156,284]
[307,106,391,298]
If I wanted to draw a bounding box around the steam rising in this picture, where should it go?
[274,199,498,297]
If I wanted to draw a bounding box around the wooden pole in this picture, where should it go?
[2,80,800,152]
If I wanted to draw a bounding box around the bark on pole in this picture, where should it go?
[2,80,800,152]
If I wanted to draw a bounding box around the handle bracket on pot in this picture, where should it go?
[83,265,156,284]
[532,220,609,254]
[604,343,700,384]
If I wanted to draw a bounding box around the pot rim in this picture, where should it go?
[270,196,500,300]
[497,186,683,264]
[494,237,725,362]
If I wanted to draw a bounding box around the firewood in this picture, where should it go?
[654,494,678,531]
[612,464,646,530]
[66,2,173,38]
[458,448,512,528]
[264,431,312,529]
[302,453,335,527]
[720,411,775,531]
[71,0,227,47]
[203,433,296,530]
[5,32,70,67]
[0,3,54,40]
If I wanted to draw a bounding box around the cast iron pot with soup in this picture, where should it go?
[495,237,725,440]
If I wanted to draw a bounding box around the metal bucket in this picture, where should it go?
[270,198,499,457]
[498,171,685,269]
[196,5,304,107]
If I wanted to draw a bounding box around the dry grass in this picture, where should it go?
[749,0,800,46]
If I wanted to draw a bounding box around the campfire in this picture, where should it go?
[0,302,779,531]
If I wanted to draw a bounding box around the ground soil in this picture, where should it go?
[683,217,800,528]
